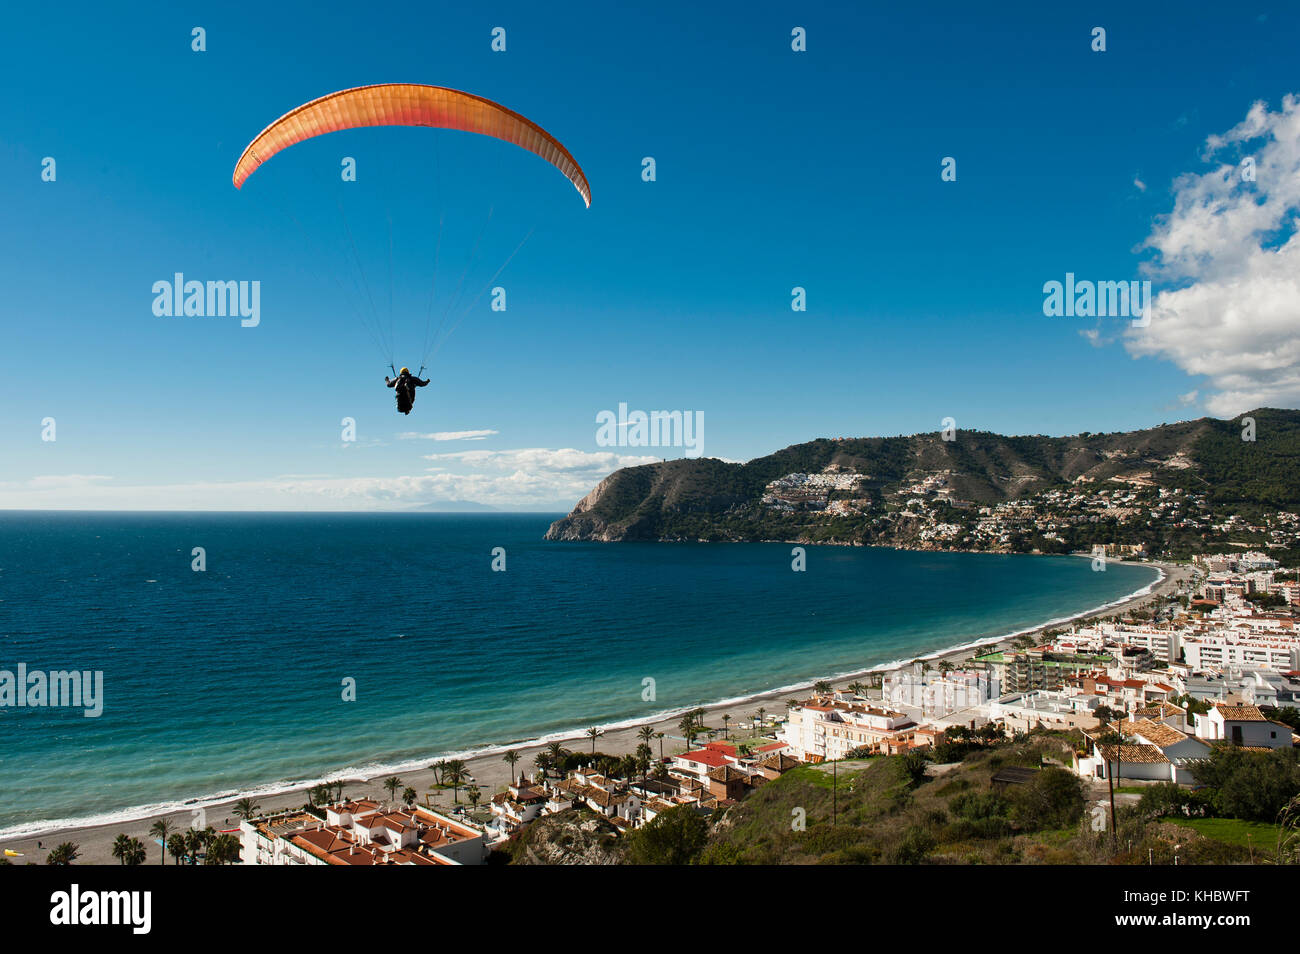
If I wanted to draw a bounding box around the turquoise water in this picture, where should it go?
[0,512,1158,835]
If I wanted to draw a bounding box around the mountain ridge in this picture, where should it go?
[545,409,1300,557]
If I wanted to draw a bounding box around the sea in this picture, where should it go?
[0,512,1160,837]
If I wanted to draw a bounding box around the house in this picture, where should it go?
[706,764,751,802]
[1079,742,1175,783]
[670,747,738,782]
[240,803,488,865]
[489,779,548,833]
[756,753,800,780]
[550,770,643,825]
[1130,701,1187,730]
[1193,704,1293,749]
[778,696,916,761]
[1077,717,1211,785]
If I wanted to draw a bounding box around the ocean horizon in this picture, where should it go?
[0,512,1160,838]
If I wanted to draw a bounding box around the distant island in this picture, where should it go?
[547,409,1300,561]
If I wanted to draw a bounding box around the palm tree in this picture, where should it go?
[149,819,174,865]
[233,797,260,822]
[46,842,79,865]
[124,837,147,866]
[638,725,656,748]
[183,828,213,865]
[635,742,653,782]
[758,706,767,730]
[503,749,521,782]
[402,787,417,807]
[678,713,698,751]
[166,833,187,865]
[547,741,565,770]
[721,714,731,739]
[534,750,552,778]
[585,726,603,753]
[467,785,482,809]
[203,833,240,865]
[382,776,403,805]
[112,834,133,865]
[814,679,832,694]
[444,759,468,803]
[429,760,446,786]
[655,732,665,761]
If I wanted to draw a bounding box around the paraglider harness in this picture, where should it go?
[388,364,429,415]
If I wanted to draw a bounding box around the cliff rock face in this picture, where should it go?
[544,409,1300,547]
[510,809,624,865]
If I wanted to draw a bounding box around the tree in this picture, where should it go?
[625,805,709,865]
[534,750,553,778]
[204,833,240,865]
[166,833,187,866]
[402,787,417,807]
[720,714,730,739]
[547,742,566,774]
[429,760,445,785]
[383,776,403,805]
[122,837,147,866]
[149,819,174,865]
[678,713,699,751]
[233,797,260,822]
[467,785,482,809]
[1010,767,1085,831]
[585,727,603,753]
[900,750,930,787]
[814,680,832,694]
[503,749,521,782]
[46,842,79,865]
[112,834,133,865]
[1192,747,1300,821]
[444,760,468,803]
[655,732,665,761]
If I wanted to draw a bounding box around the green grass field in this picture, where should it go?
[1174,817,1283,850]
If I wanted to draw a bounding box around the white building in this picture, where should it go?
[778,696,917,761]
[240,800,488,866]
[885,665,999,713]
[1192,704,1294,749]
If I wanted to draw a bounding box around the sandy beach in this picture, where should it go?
[3,558,1191,865]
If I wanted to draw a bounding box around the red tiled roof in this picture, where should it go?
[677,749,732,768]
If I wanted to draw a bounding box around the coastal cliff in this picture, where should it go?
[546,409,1300,556]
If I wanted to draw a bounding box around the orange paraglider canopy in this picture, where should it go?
[232,83,591,206]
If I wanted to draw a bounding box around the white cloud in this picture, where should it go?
[20,475,114,488]
[0,448,665,511]
[398,429,499,441]
[423,447,660,473]
[1126,94,1300,415]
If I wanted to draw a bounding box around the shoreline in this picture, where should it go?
[1,558,1187,864]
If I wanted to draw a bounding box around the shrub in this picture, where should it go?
[891,826,935,864]
[1010,768,1085,831]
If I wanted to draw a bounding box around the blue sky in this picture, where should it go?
[3,1,1299,509]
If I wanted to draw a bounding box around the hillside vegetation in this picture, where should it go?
[546,409,1300,552]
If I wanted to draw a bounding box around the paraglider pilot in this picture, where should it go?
[385,367,429,415]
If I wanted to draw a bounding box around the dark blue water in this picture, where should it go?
[0,512,1158,835]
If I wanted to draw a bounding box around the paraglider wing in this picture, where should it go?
[232,83,591,206]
